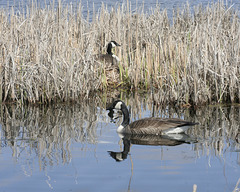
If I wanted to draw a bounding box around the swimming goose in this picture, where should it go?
[95,41,121,66]
[107,100,198,135]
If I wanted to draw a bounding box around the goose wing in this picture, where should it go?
[129,117,197,135]
[95,54,119,66]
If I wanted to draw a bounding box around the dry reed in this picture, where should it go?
[0,1,239,105]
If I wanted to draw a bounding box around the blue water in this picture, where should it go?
[1,0,240,8]
[0,101,239,192]
[0,0,239,18]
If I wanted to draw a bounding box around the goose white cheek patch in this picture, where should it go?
[115,101,122,110]
[111,42,116,48]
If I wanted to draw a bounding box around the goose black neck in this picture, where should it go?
[107,44,113,55]
[121,103,130,127]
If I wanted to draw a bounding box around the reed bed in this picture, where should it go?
[0,1,239,105]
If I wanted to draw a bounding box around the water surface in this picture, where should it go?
[0,94,239,191]
[0,0,239,18]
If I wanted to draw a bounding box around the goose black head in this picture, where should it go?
[106,100,123,111]
[107,41,121,54]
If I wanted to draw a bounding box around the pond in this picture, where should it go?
[0,0,240,19]
[0,92,239,192]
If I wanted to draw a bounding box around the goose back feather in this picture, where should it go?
[126,117,197,135]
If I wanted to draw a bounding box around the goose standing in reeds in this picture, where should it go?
[95,41,121,86]
[107,100,198,135]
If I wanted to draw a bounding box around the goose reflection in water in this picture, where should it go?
[108,133,195,162]
[107,107,197,162]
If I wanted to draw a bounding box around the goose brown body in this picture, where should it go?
[124,117,197,135]
[96,54,119,67]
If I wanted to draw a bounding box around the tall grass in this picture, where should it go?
[0,1,239,104]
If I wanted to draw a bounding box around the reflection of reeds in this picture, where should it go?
[0,1,239,104]
[0,100,106,168]
[188,105,240,161]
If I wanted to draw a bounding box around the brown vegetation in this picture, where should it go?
[0,1,239,104]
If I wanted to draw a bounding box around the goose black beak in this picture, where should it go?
[113,41,121,46]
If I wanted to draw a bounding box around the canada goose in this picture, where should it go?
[95,41,121,67]
[107,100,198,135]
[95,41,121,86]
